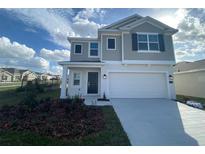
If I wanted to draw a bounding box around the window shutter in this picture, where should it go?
[158,34,165,52]
[132,33,138,51]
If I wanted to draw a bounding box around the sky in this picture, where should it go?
[0,8,205,75]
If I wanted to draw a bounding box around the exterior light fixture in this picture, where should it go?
[169,75,173,83]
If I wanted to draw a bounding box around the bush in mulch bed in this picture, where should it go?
[0,97,105,140]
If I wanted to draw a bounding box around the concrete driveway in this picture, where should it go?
[111,99,205,146]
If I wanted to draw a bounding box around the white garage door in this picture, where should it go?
[109,72,168,98]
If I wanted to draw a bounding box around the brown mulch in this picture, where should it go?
[0,99,105,140]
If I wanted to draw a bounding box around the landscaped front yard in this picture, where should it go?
[177,95,205,106]
[0,84,130,146]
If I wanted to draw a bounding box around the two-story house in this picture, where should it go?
[59,14,178,100]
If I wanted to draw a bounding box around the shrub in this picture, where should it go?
[0,98,105,140]
[21,92,38,110]
[16,80,45,93]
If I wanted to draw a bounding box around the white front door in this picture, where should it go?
[109,72,168,98]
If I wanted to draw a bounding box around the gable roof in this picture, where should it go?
[99,14,178,35]
[174,59,205,72]
[100,13,143,30]
[2,68,20,74]
[0,69,13,76]
[1,68,29,75]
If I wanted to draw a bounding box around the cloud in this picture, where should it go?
[72,18,103,37]
[6,8,106,48]
[49,65,63,75]
[173,9,205,61]
[40,48,70,61]
[0,57,49,72]
[156,9,188,29]
[0,36,35,59]
[71,9,106,37]
[0,36,63,74]
[7,9,75,48]
[74,8,106,20]
[24,28,38,33]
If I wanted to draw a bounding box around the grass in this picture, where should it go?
[0,86,60,107]
[177,95,205,106]
[0,82,21,87]
[0,85,130,146]
[0,106,130,146]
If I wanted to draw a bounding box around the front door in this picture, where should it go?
[87,72,98,94]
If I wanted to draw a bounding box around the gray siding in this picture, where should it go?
[70,41,100,62]
[123,22,175,61]
[102,34,122,61]
[70,22,175,62]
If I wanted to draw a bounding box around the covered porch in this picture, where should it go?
[58,61,104,99]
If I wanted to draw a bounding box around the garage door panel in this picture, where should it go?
[109,72,168,98]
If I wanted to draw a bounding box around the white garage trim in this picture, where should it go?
[106,70,170,99]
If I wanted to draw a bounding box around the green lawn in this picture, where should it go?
[0,86,130,146]
[177,95,205,106]
[0,82,21,87]
[0,86,60,107]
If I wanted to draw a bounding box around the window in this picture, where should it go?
[74,44,82,54]
[2,75,7,80]
[138,34,159,51]
[107,38,116,50]
[73,72,80,86]
[89,42,98,57]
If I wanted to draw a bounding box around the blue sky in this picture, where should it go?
[0,8,205,74]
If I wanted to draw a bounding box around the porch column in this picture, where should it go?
[60,65,68,99]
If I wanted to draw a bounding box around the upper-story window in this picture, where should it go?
[89,42,98,57]
[138,34,159,51]
[107,37,116,50]
[74,44,82,54]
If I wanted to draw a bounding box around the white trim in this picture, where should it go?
[174,69,205,74]
[88,41,99,58]
[59,61,104,66]
[74,43,83,55]
[122,32,124,61]
[119,16,178,34]
[100,34,103,61]
[101,33,121,36]
[138,50,160,53]
[68,37,98,43]
[86,71,99,95]
[99,14,142,30]
[72,71,82,88]
[106,70,171,99]
[122,60,176,65]
[60,65,68,99]
[106,37,116,50]
[103,60,176,65]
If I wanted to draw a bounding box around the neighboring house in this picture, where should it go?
[174,59,205,98]
[21,70,38,81]
[37,73,59,81]
[0,68,38,82]
[59,14,178,99]
[2,68,21,82]
[0,68,13,82]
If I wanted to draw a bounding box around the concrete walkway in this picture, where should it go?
[111,99,205,146]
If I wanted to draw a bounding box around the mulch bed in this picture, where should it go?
[0,99,105,140]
